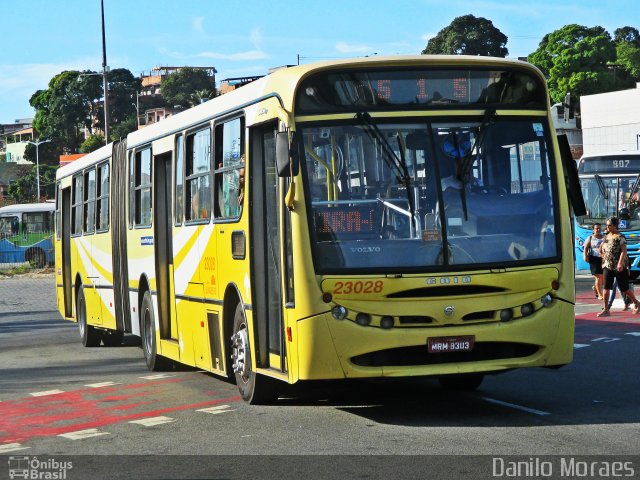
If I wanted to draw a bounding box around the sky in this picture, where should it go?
[1,0,638,123]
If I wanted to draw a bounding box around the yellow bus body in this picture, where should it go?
[55,55,577,402]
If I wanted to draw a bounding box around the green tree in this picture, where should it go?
[107,68,141,128]
[29,67,140,151]
[614,27,640,80]
[422,14,508,57]
[8,165,57,202]
[190,88,216,106]
[110,116,138,141]
[30,70,95,153]
[527,24,630,104]
[80,134,105,153]
[160,68,216,108]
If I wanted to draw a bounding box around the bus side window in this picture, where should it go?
[214,117,244,219]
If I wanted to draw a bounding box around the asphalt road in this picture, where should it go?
[0,272,639,479]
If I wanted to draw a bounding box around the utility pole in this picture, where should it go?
[26,139,51,200]
[101,0,110,144]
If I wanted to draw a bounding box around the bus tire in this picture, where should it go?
[438,373,484,391]
[77,286,102,347]
[102,330,124,347]
[231,303,279,404]
[140,290,171,371]
[26,248,46,268]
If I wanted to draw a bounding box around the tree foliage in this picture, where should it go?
[7,165,57,202]
[614,27,640,80]
[110,116,138,141]
[80,134,106,154]
[29,67,140,153]
[160,68,216,108]
[528,24,634,104]
[422,14,508,57]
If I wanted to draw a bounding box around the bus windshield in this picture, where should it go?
[577,175,640,230]
[300,116,557,273]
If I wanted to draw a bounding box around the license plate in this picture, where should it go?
[428,335,475,353]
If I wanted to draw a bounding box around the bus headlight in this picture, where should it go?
[500,308,513,322]
[540,294,553,307]
[355,312,371,326]
[520,303,534,317]
[331,305,348,320]
[380,316,394,329]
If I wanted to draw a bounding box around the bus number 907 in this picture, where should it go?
[613,160,630,168]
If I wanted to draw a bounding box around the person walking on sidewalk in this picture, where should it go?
[583,223,604,299]
[598,216,640,317]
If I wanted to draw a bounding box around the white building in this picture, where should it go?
[581,83,640,154]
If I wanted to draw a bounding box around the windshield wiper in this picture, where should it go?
[630,174,640,201]
[455,109,497,220]
[355,112,418,235]
[594,174,608,199]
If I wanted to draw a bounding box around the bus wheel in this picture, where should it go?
[438,374,484,391]
[102,330,124,347]
[140,290,171,370]
[26,248,46,268]
[230,303,279,404]
[77,286,102,347]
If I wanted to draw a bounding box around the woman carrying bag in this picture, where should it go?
[584,223,604,300]
[598,216,640,317]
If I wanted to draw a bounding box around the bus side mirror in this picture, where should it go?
[557,134,586,216]
[276,131,299,177]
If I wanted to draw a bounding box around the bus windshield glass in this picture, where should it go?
[296,68,546,113]
[300,117,557,273]
[577,174,640,230]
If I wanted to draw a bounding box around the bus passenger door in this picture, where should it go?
[61,187,73,317]
[249,124,286,373]
[153,152,177,343]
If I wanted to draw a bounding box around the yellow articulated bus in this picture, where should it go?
[55,55,585,403]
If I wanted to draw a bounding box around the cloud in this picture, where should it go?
[335,41,371,54]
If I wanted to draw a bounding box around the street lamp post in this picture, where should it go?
[26,139,51,200]
[101,0,110,143]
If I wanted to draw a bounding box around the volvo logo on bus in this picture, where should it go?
[444,306,455,317]
[350,246,381,253]
[426,276,471,285]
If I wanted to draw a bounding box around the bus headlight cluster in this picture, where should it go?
[330,304,396,329]
[499,294,554,322]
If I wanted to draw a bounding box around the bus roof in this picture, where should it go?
[0,202,55,215]
[580,150,640,160]
[57,55,542,179]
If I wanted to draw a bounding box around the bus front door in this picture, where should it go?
[249,125,287,374]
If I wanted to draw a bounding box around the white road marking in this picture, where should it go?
[625,332,640,337]
[603,338,621,342]
[85,381,121,388]
[0,443,30,453]
[139,374,174,380]
[58,428,110,440]
[574,343,590,349]
[129,416,176,426]
[482,397,551,416]
[197,405,236,415]
[30,389,65,397]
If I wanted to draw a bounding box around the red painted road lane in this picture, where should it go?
[0,378,241,444]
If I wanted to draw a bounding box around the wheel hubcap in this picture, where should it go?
[231,326,250,381]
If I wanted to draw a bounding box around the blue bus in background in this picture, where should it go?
[575,151,640,279]
[0,202,55,268]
